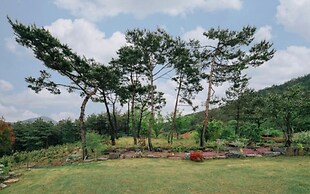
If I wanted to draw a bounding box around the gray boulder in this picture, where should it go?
[0,183,7,190]
[108,153,121,159]
[225,152,245,159]
[271,147,286,154]
[263,151,281,157]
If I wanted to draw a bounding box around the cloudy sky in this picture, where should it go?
[1,0,310,122]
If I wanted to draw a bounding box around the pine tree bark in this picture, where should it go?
[79,93,92,160]
[201,56,215,147]
[102,91,116,145]
[169,78,182,144]
[148,67,154,151]
[131,73,137,145]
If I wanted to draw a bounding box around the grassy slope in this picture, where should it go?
[3,157,310,194]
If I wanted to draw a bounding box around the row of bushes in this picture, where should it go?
[0,131,109,175]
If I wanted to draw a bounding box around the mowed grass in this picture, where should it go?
[3,157,310,194]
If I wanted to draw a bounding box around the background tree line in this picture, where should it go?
[5,17,308,157]
[0,73,309,157]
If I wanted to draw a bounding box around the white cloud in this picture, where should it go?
[182,26,218,46]
[254,25,272,42]
[0,103,40,122]
[248,45,310,90]
[5,38,18,53]
[276,0,310,41]
[0,88,83,122]
[46,18,126,63]
[54,0,242,21]
[2,88,81,109]
[0,80,14,91]
[50,112,78,121]
[4,37,31,55]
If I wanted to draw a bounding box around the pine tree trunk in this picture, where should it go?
[131,95,137,145]
[126,101,130,136]
[80,94,91,160]
[112,100,118,139]
[148,71,154,151]
[236,99,241,136]
[285,113,293,147]
[201,56,215,147]
[131,72,137,145]
[131,94,137,145]
[137,106,145,138]
[169,78,182,144]
[102,91,116,145]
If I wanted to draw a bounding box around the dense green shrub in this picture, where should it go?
[190,131,200,144]
[206,120,224,141]
[293,131,310,146]
[240,122,261,142]
[86,131,108,159]
[261,128,283,137]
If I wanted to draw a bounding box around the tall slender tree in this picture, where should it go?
[125,28,173,150]
[111,46,146,145]
[199,26,275,147]
[8,17,98,159]
[168,38,202,144]
[224,71,250,136]
[91,64,122,145]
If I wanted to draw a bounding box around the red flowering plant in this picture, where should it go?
[190,151,204,162]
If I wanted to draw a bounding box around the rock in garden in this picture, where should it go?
[225,152,245,159]
[153,147,163,152]
[0,183,8,189]
[216,155,227,159]
[108,153,121,159]
[146,155,159,158]
[4,178,19,184]
[263,152,281,157]
[83,159,95,163]
[271,147,286,154]
[115,149,127,153]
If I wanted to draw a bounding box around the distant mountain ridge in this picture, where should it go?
[22,116,57,124]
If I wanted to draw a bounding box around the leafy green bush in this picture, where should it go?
[205,140,217,149]
[190,131,200,144]
[0,160,10,179]
[261,128,283,137]
[231,138,248,148]
[206,120,224,141]
[240,122,261,142]
[86,131,108,159]
[293,131,310,146]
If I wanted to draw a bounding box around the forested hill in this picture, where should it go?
[258,74,310,95]
[187,73,310,124]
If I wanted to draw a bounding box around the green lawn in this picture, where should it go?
[3,157,310,194]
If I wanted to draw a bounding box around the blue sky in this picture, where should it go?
[1,0,310,122]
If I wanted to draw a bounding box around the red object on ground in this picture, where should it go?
[190,151,204,162]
